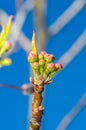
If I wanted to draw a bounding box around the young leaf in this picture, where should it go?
[32,32,38,56]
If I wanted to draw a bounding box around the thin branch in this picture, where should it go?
[32,0,48,52]
[15,0,24,10]
[0,83,21,91]
[0,83,34,95]
[28,1,49,128]
[0,0,34,56]
[57,30,86,68]
[48,0,85,36]
[55,30,86,129]
[0,10,30,56]
[56,92,86,130]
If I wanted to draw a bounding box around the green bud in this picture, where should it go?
[47,63,63,78]
[0,58,12,66]
[39,59,45,66]
[39,59,45,76]
[55,63,63,71]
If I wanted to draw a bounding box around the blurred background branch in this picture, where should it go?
[0,0,34,57]
[57,30,86,68]
[48,0,86,36]
[0,0,86,130]
[32,0,48,52]
[56,92,86,130]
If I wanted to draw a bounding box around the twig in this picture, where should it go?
[56,92,86,130]
[0,83,34,95]
[28,32,63,130]
[57,30,86,68]
[15,0,24,10]
[32,0,48,52]
[0,83,21,91]
[29,84,44,130]
[0,10,31,56]
[0,0,34,56]
[28,1,49,128]
[48,0,85,36]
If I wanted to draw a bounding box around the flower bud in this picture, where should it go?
[3,40,12,49]
[39,59,45,66]
[39,51,47,59]
[47,63,56,71]
[46,63,56,74]
[32,62,39,70]
[44,53,48,60]
[28,51,38,63]
[45,54,55,62]
[55,63,63,71]
[0,40,12,56]
[0,58,12,66]
[47,63,63,79]
[31,62,40,75]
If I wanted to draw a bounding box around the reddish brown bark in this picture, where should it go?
[29,84,44,130]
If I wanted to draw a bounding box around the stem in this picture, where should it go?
[29,84,44,130]
[0,83,21,91]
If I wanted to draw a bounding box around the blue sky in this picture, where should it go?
[0,0,86,130]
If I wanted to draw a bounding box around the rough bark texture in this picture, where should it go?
[29,84,44,130]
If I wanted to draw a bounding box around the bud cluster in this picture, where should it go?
[0,16,13,67]
[28,32,63,130]
[28,32,62,84]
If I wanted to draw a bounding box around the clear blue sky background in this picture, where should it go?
[0,0,86,130]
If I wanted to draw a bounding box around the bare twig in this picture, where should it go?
[0,83,21,91]
[0,83,34,95]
